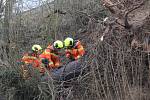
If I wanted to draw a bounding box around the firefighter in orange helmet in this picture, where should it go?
[64,37,85,61]
[39,40,63,69]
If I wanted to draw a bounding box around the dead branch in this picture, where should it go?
[103,0,146,29]
[124,0,146,29]
[102,0,120,14]
[0,0,4,18]
[0,0,3,10]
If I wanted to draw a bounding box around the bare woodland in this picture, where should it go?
[0,0,150,100]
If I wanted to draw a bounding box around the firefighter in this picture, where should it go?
[64,37,85,61]
[39,40,63,69]
[21,44,44,78]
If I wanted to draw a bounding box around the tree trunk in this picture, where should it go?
[1,0,15,66]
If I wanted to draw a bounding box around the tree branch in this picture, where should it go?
[102,0,120,14]
[124,0,146,29]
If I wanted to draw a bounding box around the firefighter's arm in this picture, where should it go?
[72,49,77,54]
[77,45,85,56]
[22,56,37,64]
[22,56,37,60]
[48,61,55,69]
[65,50,71,58]
[75,41,85,55]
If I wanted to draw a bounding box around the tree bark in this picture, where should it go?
[1,0,15,64]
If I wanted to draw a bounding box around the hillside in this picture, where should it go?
[0,0,150,100]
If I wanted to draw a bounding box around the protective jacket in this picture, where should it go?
[39,44,61,69]
[65,40,85,60]
[22,51,45,74]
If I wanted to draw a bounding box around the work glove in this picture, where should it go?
[75,55,81,60]
[41,58,49,68]
[66,53,70,58]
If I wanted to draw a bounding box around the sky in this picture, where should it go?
[15,0,54,11]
